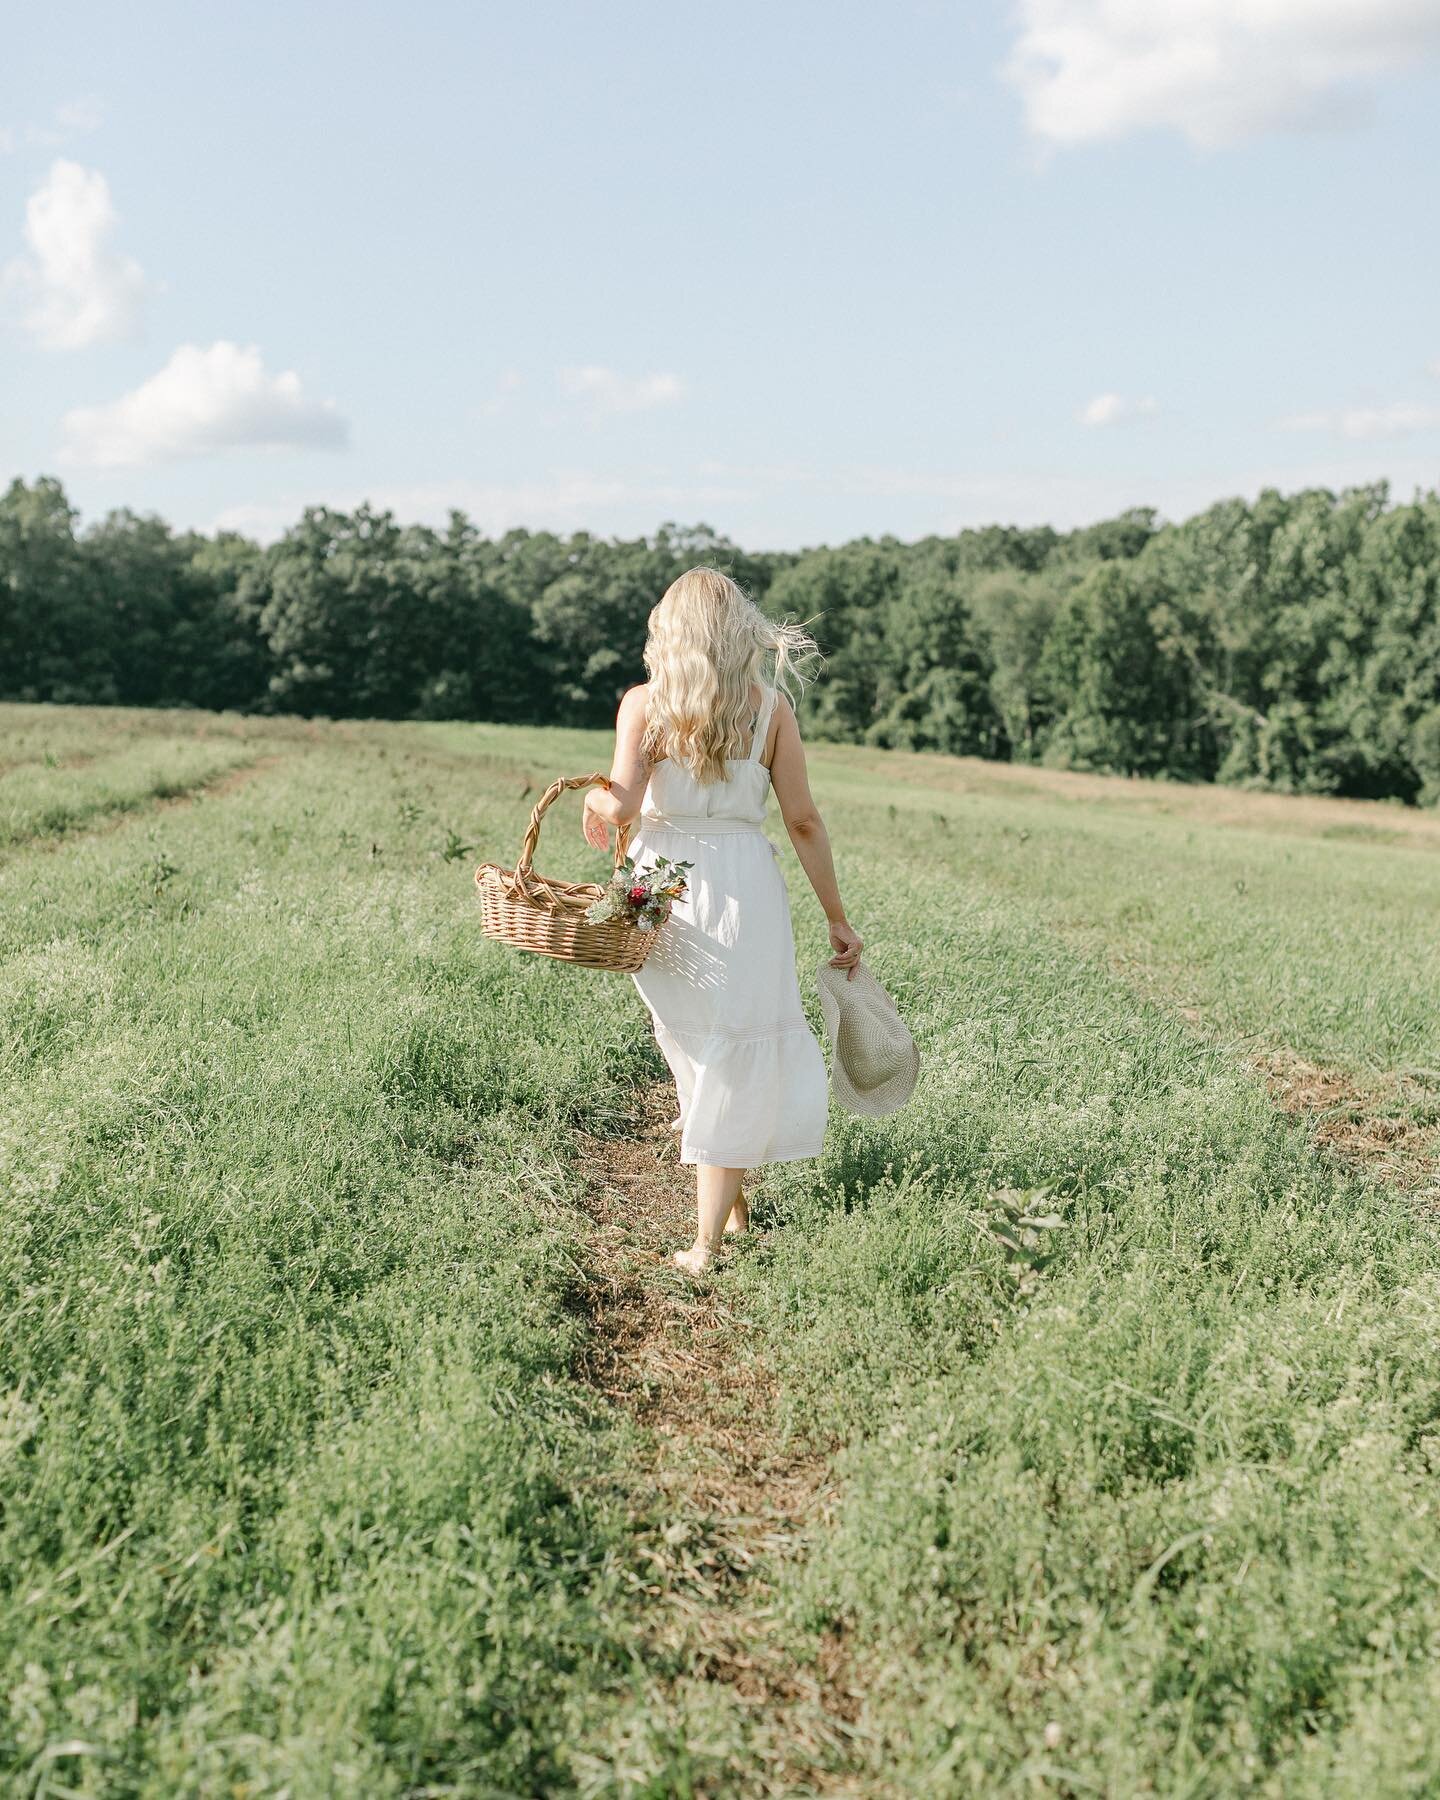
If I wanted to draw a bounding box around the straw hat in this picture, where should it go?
[815,959,919,1117]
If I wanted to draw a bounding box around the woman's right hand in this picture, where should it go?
[827,918,863,980]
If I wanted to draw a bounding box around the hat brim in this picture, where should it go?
[816,960,920,1117]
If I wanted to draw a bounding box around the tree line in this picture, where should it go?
[3,474,1438,804]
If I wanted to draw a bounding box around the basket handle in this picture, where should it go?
[514,773,632,877]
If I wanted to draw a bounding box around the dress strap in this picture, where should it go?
[747,683,778,763]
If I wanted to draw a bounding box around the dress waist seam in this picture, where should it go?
[637,813,766,835]
[655,1018,816,1048]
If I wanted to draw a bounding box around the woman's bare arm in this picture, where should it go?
[582,684,651,849]
[767,695,863,973]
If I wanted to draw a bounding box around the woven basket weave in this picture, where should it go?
[475,772,659,973]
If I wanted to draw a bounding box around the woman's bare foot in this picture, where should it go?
[672,1242,713,1276]
[669,1115,682,1134]
[724,1193,749,1235]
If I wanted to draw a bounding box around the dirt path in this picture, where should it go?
[1249,1046,1439,1199]
[186,753,287,801]
[571,1088,869,1795]
[1116,985,1440,1203]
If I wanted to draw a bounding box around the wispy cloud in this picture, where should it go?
[192,450,1440,550]
[1005,0,1440,149]
[1078,392,1159,427]
[60,341,350,468]
[0,97,104,155]
[557,366,685,412]
[1277,401,1440,440]
[54,97,104,135]
[3,160,148,349]
[208,470,744,544]
[477,368,526,418]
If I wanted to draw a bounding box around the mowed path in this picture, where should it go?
[572,1088,867,1791]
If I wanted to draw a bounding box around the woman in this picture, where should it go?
[582,567,863,1274]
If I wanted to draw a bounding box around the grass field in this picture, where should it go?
[3,701,1440,1797]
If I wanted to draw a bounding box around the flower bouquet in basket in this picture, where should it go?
[477,772,689,973]
[585,854,692,932]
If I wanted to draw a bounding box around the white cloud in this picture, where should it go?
[1078,391,1159,426]
[59,340,351,468]
[478,368,526,419]
[1005,0,1440,149]
[174,451,1440,552]
[1276,409,1334,433]
[4,160,148,349]
[1277,400,1440,439]
[809,456,1440,534]
[557,366,685,412]
[0,99,103,156]
[208,472,749,545]
[54,97,104,134]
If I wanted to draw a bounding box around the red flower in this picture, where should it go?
[628,885,648,905]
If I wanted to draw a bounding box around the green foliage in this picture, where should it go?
[0,709,657,1794]
[1038,561,1203,776]
[730,756,1440,1793]
[4,705,1440,1790]
[0,477,114,703]
[3,476,1440,802]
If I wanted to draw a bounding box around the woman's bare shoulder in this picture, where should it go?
[618,681,651,718]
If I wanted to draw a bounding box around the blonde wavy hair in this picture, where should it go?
[642,568,821,784]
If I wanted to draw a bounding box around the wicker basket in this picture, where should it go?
[475,772,659,973]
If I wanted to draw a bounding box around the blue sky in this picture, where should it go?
[4,0,1440,547]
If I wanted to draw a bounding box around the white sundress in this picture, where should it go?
[630,683,830,1168]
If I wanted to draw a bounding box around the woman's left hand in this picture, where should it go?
[582,791,611,851]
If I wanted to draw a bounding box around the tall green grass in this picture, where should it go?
[5,704,1440,1795]
[1,715,660,1794]
[741,880,1440,1791]
[462,720,1440,1790]
[0,704,318,850]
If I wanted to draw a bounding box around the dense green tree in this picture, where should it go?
[416,513,537,721]
[183,531,272,711]
[1056,506,1159,567]
[866,553,1004,757]
[1037,562,1202,777]
[80,510,188,706]
[969,570,1066,760]
[1334,493,1440,802]
[251,506,466,717]
[766,542,902,739]
[0,477,111,702]
[78,511,267,711]
[4,476,1439,805]
[1413,707,1440,805]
